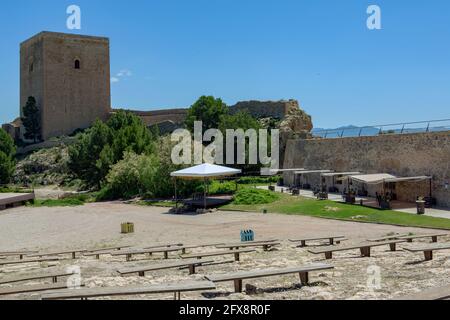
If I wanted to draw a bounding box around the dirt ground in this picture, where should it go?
[0,202,449,300]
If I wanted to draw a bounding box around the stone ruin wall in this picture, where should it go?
[283,131,450,207]
[230,100,299,119]
[124,99,307,128]
[126,109,188,127]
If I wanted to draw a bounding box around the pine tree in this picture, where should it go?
[21,96,41,143]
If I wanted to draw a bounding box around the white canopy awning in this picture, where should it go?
[294,170,333,175]
[170,163,241,179]
[321,172,361,177]
[350,173,396,185]
[269,168,305,173]
[384,176,432,183]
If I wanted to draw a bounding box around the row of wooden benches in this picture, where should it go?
[0,240,280,265]
[1,233,448,267]
[306,233,450,261]
[2,261,447,300]
[1,233,449,300]
[0,263,334,299]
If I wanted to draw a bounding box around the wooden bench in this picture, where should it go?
[289,236,346,247]
[216,241,280,252]
[308,240,407,259]
[367,234,410,242]
[111,247,185,261]
[41,280,216,300]
[396,285,450,300]
[143,243,184,250]
[0,271,75,285]
[181,249,256,262]
[117,259,215,276]
[84,250,114,259]
[0,251,38,260]
[84,246,132,259]
[205,263,334,293]
[403,243,450,261]
[398,233,448,243]
[178,243,225,254]
[0,282,84,296]
[27,249,87,259]
[88,245,132,253]
[0,257,60,266]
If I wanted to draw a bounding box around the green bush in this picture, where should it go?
[196,180,237,195]
[0,186,33,193]
[98,152,160,200]
[97,148,199,201]
[237,176,280,185]
[68,111,156,188]
[232,188,280,205]
[0,128,16,185]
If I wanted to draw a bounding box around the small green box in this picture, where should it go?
[121,222,134,234]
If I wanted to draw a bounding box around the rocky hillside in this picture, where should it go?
[13,145,76,187]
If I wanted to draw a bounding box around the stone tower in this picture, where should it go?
[20,31,111,140]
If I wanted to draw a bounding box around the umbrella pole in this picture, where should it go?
[204,178,207,209]
[174,178,178,209]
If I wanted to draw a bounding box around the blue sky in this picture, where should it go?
[0,0,449,128]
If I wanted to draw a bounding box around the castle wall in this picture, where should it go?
[283,131,450,207]
[125,109,188,126]
[124,100,300,129]
[231,100,298,119]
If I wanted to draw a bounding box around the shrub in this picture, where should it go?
[98,152,160,200]
[237,176,281,185]
[68,111,156,188]
[0,128,16,184]
[232,188,280,205]
[196,180,237,195]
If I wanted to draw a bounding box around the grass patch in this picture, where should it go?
[135,200,176,208]
[222,194,450,230]
[26,192,96,207]
[0,186,33,193]
[233,188,280,205]
[28,198,85,207]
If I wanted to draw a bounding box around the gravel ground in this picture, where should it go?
[0,202,449,300]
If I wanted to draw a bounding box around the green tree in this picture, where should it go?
[185,96,228,132]
[68,120,111,188]
[219,111,263,173]
[0,128,16,184]
[21,96,41,143]
[68,111,156,188]
[218,111,261,133]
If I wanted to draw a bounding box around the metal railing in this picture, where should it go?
[312,119,450,139]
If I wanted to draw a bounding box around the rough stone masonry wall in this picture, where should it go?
[283,131,450,207]
[230,100,299,119]
[124,100,302,127]
[21,32,111,140]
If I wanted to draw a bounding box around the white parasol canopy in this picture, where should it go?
[170,163,241,179]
